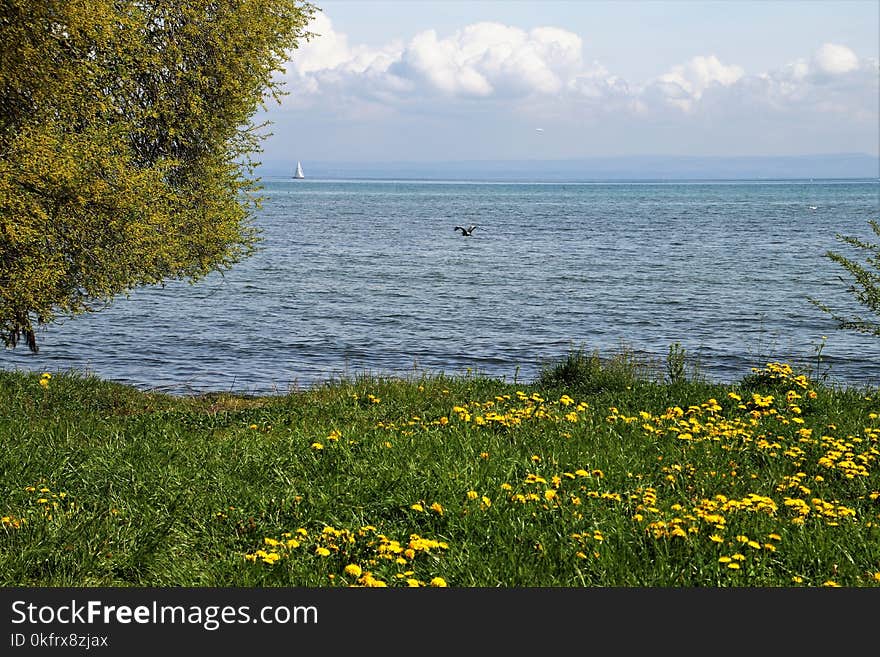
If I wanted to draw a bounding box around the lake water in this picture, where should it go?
[2,178,879,394]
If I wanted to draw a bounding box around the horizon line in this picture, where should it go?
[257,152,880,164]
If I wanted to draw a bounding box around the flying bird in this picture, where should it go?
[455,224,477,236]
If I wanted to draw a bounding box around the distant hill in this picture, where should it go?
[258,153,880,181]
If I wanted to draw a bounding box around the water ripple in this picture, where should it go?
[3,180,879,394]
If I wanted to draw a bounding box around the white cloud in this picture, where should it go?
[277,13,877,128]
[282,15,591,104]
[660,55,745,96]
[392,27,495,97]
[813,43,860,75]
[290,12,401,75]
[385,21,588,98]
[646,55,745,111]
[704,44,879,122]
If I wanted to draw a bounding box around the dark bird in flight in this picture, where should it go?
[455,224,477,236]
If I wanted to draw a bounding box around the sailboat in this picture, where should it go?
[293,161,304,179]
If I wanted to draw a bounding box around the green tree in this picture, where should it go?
[812,219,880,336]
[1,0,316,351]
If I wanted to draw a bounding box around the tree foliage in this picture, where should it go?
[1,0,316,351]
[812,219,880,336]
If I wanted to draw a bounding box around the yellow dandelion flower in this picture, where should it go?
[823,580,840,587]
[719,556,732,563]
[315,547,331,557]
[406,579,421,587]
[709,535,724,543]
[467,490,479,500]
[429,577,448,587]
[481,496,492,509]
[411,503,424,512]
[727,562,741,570]
[544,489,557,501]
[430,502,444,515]
[480,452,490,459]
[792,576,803,583]
[311,442,324,450]
[344,564,362,578]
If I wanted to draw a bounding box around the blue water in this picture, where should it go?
[2,179,879,394]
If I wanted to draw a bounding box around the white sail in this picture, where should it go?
[293,161,304,179]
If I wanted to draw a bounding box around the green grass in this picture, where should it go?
[1,355,878,587]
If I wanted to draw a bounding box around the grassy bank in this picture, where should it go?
[1,353,878,587]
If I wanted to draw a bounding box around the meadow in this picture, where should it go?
[1,349,878,587]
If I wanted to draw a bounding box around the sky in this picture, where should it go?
[255,0,880,164]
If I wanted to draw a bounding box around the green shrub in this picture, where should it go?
[536,344,656,394]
